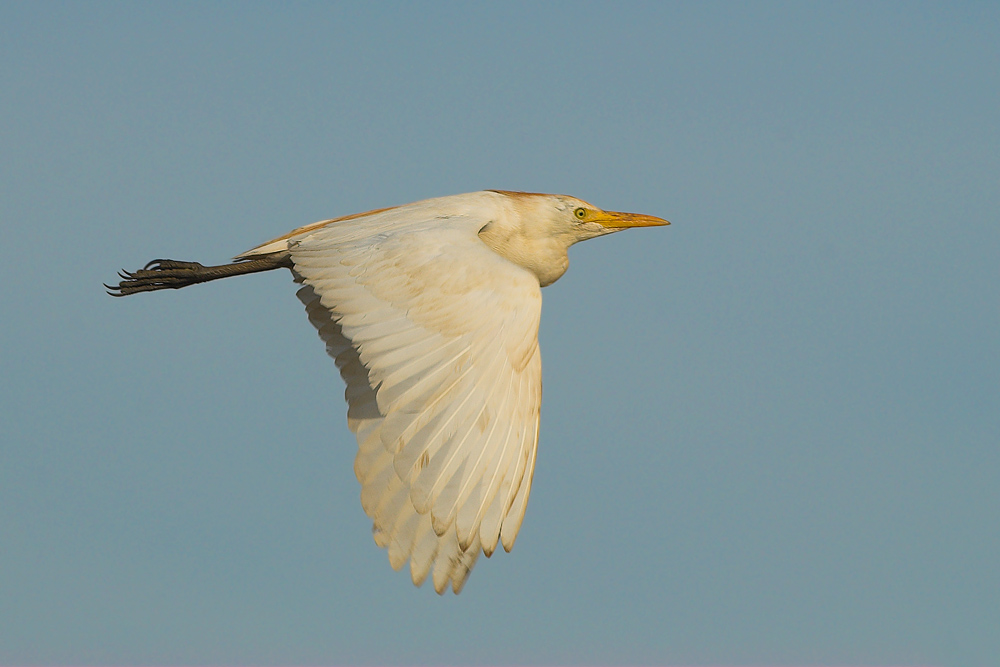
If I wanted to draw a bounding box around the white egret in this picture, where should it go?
[109,190,668,593]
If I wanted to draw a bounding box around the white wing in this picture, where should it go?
[272,203,542,593]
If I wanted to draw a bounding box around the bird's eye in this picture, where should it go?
[574,207,587,220]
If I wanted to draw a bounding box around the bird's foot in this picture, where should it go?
[106,259,209,296]
[106,252,293,296]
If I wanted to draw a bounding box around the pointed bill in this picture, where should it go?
[593,211,670,229]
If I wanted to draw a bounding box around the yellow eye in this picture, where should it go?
[574,207,587,220]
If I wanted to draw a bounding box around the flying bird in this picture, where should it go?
[108,190,668,593]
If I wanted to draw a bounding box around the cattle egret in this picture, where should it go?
[108,190,668,593]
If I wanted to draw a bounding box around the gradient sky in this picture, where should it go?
[2,2,998,665]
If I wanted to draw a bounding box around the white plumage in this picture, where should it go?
[112,190,667,593]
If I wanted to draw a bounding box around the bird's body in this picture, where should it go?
[110,190,667,593]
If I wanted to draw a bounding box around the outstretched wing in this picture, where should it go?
[272,209,543,593]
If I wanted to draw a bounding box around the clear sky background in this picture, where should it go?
[2,2,998,665]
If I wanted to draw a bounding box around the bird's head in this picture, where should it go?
[489,190,668,243]
[481,191,669,286]
[556,194,669,242]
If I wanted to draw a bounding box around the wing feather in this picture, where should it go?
[409,516,439,586]
[287,207,542,593]
[454,363,518,549]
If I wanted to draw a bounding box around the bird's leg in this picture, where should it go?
[106,251,293,296]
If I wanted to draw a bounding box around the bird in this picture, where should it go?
[108,190,668,593]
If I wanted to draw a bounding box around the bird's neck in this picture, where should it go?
[478,221,570,287]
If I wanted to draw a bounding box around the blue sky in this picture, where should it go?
[1,2,998,664]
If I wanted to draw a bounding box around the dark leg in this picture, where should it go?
[106,251,293,296]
